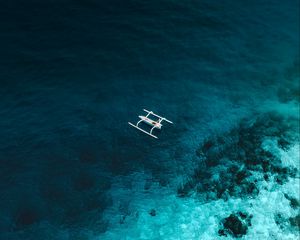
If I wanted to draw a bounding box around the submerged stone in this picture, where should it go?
[274,213,284,226]
[149,209,156,216]
[263,174,269,181]
[218,229,227,237]
[289,214,300,230]
[219,213,250,238]
[284,194,300,209]
[235,170,249,184]
[277,138,292,151]
[290,198,300,209]
[238,211,247,219]
[245,182,259,195]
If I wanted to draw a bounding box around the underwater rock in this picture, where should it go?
[277,138,292,151]
[119,215,126,224]
[218,229,228,237]
[263,174,269,181]
[289,214,300,230]
[274,212,300,231]
[235,170,249,184]
[177,184,190,198]
[245,182,259,195]
[238,211,247,220]
[274,213,286,229]
[290,198,300,209]
[219,212,251,238]
[223,214,247,237]
[284,194,300,209]
[197,139,214,156]
[149,209,156,216]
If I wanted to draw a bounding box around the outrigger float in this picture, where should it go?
[128,109,173,139]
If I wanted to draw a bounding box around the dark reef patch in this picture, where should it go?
[218,212,252,238]
[149,209,156,216]
[178,112,299,200]
[274,213,286,229]
[289,214,300,230]
[284,194,300,209]
[274,212,300,231]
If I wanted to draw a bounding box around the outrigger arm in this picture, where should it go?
[143,109,173,124]
[136,119,143,127]
[150,125,156,135]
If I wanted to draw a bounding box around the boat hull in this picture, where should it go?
[138,116,162,129]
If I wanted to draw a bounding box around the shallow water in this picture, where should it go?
[0,0,299,239]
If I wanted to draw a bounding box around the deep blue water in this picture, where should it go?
[0,0,299,239]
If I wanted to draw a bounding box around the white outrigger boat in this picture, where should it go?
[128,109,173,139]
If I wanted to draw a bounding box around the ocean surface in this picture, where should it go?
[0,0,299,239]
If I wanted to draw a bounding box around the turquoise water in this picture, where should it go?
[0,0,299,239]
